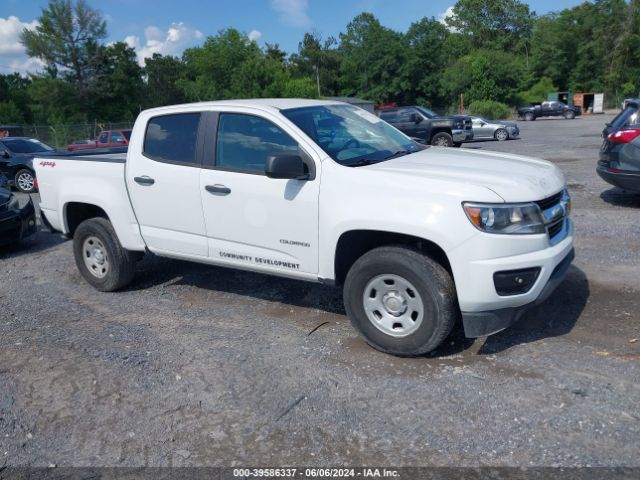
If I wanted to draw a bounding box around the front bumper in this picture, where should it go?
[462,248,574,337]
[507,126,519,138]
[596,164,640,193]
[452,129,474,143]
[0,197,37,247]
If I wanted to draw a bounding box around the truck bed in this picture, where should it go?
[34,147,146,251]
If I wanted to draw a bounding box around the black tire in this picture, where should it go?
[14,169,36,193]
[343,246,458,356]
[452,142,462,148]
[494,128,509,141]
[564,110,576,119]
[524,112,535,121]
[73,217,137,292]
[430,132,454,147]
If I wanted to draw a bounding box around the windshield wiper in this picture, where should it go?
[346,159,379,167]
[384,150,412,160]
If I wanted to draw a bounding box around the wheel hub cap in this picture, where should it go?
[382,291,407,316]
[83,236,109,278]
[362,274,424,338]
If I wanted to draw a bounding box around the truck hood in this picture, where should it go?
[366,147,565,202]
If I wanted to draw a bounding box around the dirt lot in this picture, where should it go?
[1,114,639,468]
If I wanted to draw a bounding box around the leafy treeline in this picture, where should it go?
[1,0,639,126]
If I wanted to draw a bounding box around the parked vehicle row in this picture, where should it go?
[378,105,474,147]
[34,98,574,357]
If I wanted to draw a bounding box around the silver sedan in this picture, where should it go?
[470,117,520,141]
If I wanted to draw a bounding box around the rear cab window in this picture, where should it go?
[143,113,201,165]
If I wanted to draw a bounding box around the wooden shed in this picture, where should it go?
[573,93,605,114]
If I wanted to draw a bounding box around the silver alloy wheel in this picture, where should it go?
[83,236,110,279]
[433,136,450,147]
[495,129,509,141]
[362,274,424,337]
[16,171,34,191]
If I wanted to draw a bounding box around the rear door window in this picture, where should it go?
[143,113,201,165]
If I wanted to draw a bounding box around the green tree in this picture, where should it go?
[290,32,340,96]
[0,101,25,124]
[21,0,107,99]
[446,0,534,51]
[91,42,144,120]
[339,13,407,102]
[400,17,450,106]
[144,54,188,108]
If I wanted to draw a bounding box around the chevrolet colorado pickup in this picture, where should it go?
[35,99,574,356]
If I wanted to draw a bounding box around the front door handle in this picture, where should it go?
[205,184,231,195]
[134,176,155,186]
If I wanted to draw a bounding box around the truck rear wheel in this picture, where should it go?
[524,112,535,121]
[564,110,575,119]
[343,246,458,356]
[431,132,453,147]
[73,217,137,292]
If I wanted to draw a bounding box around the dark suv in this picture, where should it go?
[379,106,473,147]
[597,101,640,193]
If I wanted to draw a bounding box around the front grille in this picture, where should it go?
[547,220,564,238]
[535,190,569,244]
[535,191,563,211]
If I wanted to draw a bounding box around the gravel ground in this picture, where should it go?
[0,114,639,468]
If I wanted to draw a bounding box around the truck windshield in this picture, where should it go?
[415,106,438,119]
[281,104,418,167]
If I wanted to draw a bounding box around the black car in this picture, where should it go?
[379,106,473,147]
[0,173,37,247]
[597,103,640,193]
[0,137,59,193]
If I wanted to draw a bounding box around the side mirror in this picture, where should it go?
[410,113,422,124]
[265,155,309,180]
[1,150,10,159]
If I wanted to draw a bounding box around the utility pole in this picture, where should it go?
[315,64,321,97]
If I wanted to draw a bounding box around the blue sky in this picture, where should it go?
[1,0,586,74]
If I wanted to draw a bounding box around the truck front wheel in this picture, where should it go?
[524,112,535,121]
[73,217,137,292]
[430,132,453,147]
[343,246,458,356]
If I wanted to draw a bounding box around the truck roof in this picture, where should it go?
[142,98,343,115]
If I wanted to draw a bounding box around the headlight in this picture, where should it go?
[462,202,546,234]
[7,194,20,210]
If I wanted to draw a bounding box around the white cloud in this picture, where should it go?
[437,6,457,30]
[248,30,262,42]
[270,0,311,28]
[126,22,204,66]
[0,16,44,74]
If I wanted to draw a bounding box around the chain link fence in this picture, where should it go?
[18,122,134,149]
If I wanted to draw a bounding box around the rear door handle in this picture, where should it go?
[205,184,231,195]
[134,176,155,186]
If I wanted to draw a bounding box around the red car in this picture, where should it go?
[66,129,132,151]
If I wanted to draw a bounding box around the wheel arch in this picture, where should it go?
[333,229,452,286]
[64,201,110,237]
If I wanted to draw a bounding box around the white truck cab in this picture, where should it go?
[35,99,574,356]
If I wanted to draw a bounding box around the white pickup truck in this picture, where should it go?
[35,99,574,356]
